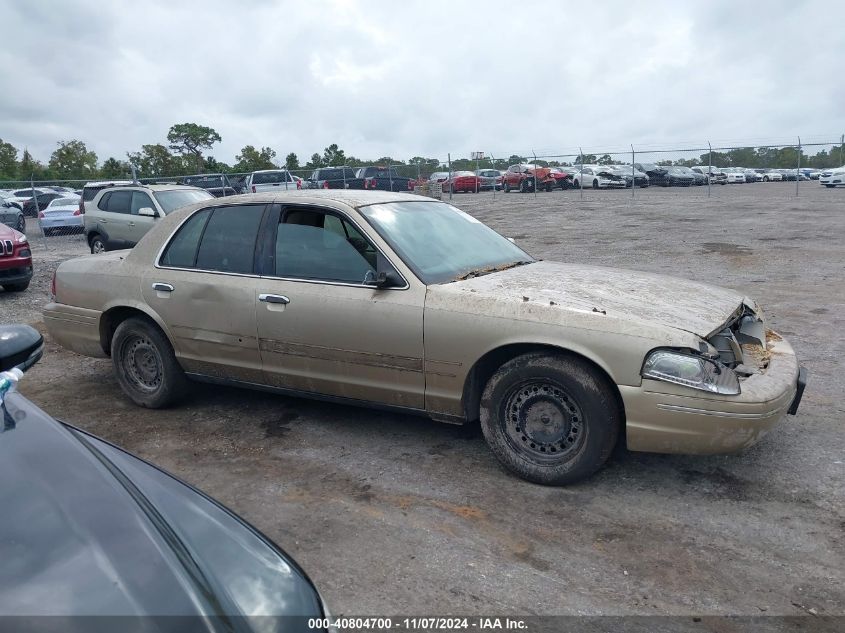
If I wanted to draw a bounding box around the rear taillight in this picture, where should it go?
[38,211,45,219]
[51,271,56,300]
[73,209,81,216]
[407,180,413,190]
[78,199,85,214]
[251,185,256,193]
[322,181,329,189]
[296,180,302,190]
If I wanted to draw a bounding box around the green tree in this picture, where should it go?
[285,152,300,170]
[167,123,221,171]
[18,149,49,180]
[100,157,130,178]
[0,139,18,179]
[322,143,347,166]
[234,145,277,172]
[306,153,324,170]
[596,154,615,165]
[49,139,98,178]
[203,156,231,173]
[127,144,178,177]
[574,153,596,165]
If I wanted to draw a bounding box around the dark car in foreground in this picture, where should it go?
[0,325,328,630]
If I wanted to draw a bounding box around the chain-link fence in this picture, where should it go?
[2,136,843,251]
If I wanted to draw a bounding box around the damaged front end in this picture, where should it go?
[641,300,770,396]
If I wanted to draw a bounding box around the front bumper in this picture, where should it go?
[0,263,33,285]
[622,333,805,454]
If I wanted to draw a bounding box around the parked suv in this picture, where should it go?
[0,223,32,292]
[78,180,133,217]
[84,184,213,253]
[244,169,301,193]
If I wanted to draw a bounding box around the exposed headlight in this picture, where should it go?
[642,349,740,395]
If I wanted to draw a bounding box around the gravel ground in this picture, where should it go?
[3,182,844,618]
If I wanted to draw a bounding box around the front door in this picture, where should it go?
[126,190,159,246]
[255,204,426,409]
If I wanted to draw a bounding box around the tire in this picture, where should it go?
[826,184,835,188]
[592,179,599,190]
[89,233,105,254]
[545,183,553,192]
[43,228,52,237]
[111,317,188,408]
[16,216,25,233]
[503,181,511,193]
[573,179,580,189]
[519,179,528,193]
[2,281,30,292]
[480,352,620,485]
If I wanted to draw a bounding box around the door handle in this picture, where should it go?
[259,293,290,304]
[152,283,174,292]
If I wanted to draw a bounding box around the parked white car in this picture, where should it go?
[756,170,782,182]
[40,196,83,236]
[571,165,627,189]
[723,168,746,184]
[819,167,845,188]
[244,170,301,193]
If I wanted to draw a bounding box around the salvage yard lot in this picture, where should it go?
[5,182,844,616]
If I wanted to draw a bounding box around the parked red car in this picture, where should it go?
[548,167,573,190]
[0,223,33,292]
[502,163,556,192]
[443,171,482,193]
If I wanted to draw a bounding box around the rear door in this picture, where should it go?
[141,203,267,382]
[100,190,133,248]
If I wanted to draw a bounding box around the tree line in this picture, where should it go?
[1,122,843,183]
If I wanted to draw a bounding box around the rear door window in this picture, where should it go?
[160,209,212,268]
[194,205,265,274]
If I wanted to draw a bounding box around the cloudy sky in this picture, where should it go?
[1,0,842,165]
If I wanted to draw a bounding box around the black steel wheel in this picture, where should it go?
[112,317,188,408]
[480,352,620,485]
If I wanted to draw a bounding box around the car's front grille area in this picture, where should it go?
[1,239,13,256]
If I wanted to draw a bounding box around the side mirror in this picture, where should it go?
[0,325,44,373]
[363,269,402,288]
[138,207,157,218]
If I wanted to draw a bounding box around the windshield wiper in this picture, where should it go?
[454,260,533,281]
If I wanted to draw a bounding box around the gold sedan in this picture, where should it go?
[44,191,806,485]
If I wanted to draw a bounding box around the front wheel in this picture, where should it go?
[592,179,599,189]
[503,181,511,193]
[479,353,620,485]
[112,317,188,408]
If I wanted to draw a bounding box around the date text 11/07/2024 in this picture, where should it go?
[306,617,528,630]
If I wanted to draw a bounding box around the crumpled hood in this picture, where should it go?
[436,260,746,339]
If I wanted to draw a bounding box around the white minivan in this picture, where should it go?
[244,170,301,193]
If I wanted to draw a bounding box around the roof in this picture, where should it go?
[192,190,444,209]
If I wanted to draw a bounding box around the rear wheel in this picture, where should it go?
[112,317,188,408]
[592,179,599,189]
[480,352,620,485]
[89,233,105,254]
[545,183,553,192]
[503,181,511,193]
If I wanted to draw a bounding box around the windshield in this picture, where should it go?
[153,189,214,214]
[359,201,533,285]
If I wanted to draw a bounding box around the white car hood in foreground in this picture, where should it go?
[434,260,746,339]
